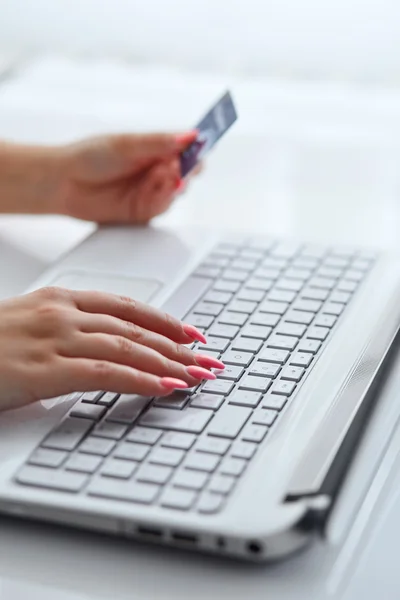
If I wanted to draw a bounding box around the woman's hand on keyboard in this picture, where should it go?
[0,287,223,411]
[54,131,202,223]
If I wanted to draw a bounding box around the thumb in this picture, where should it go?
[110,131,198,162]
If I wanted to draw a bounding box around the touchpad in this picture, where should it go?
[49,271,160,303]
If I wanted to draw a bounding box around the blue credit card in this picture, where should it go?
[180,91,238,178]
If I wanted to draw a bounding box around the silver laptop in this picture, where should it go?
[0,223,399,562]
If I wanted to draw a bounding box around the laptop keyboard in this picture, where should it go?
[15,239,375,514]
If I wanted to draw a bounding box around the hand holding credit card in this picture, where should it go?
[180,91,238,178]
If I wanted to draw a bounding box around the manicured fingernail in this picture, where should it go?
[161,377,189,390]
[175,131,198,148]
[174,177,185,191]
[183,324,207,344]
[195,354,225,370]
[186,365,216,380]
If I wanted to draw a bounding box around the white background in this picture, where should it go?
[0,0,399,83]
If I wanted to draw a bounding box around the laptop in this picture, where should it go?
[0,221,399,562]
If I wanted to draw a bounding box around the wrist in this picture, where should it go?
[0,142,65,215]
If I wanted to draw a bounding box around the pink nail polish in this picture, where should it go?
[186,365,216,380]
[195,354,225,370]
[160,377,189,390]
[183,324,207,344]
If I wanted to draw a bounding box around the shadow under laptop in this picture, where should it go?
[0,515,327,600]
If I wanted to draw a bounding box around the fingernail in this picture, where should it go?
[195,354,226,370]
[174,177,184,191]
[186,365,216,380]
[160,377,189,390]
[183,324,207,344]
[175,131,198,148]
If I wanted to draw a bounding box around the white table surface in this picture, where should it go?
[1,57,400,599]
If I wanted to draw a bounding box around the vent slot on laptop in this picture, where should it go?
[136,525,163,539]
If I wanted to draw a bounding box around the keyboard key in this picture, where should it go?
[261,394,288,410]
[190,393,225,410]
[70,402,106,421]
[203,291,232,304]
[229,390,262,408]
[281,366,305,382]
[307,326,330,341]
[221,350,253,367]
[81,391,103,403]
[194,302,224,317]
[324,256,348,268]
[313,314,337,328]
[302,288,329,301]
[87,477,158,504]
[337,280,358,293]
[284,268,313,280]
[231,441,257,460]
[136,464,173,485]
[267,334,298,351]
[316,267,342,279]
[285,310,314,325]
[185,453,220,472]
[42,418,93,452]
[161,432,196,450]
[203,256,230,268]
[106,395,150,425]
[241,424,268,443]
[292,299,322,313]
[259,301,289,315]
[113,442,149,462]
[220,457,247,477]
[185,314,214,328]
[292,257,319,269]
[228,299,258,314]
[230,258,257,271]
[197,492,224,514]
[239,376,271,393]
[241,325,272,340]
[160,488,196,510]
[149,447,184,467]
[268,289,297,304]
[218,311,248,326]
[140,407,213,434]
[252,409,278,426]
[208,323,240,339]
[290,352,313,368]
[28,448,67,468]
[198,337,229,353]
[270,380,296,397]
[202,379,235,395]
[309,277,336,290]
[222,269,248,282]
[154,393,189,410]
[323,302,345,316]
[246,278,274,291]
[275,279,303,293]
[259,349,290,364]
[236,288,265,302]
[240,248,264,259]
[262,257,288,269]
[173,469,208,490]
[97,392,119,407]
[297,339,321,354]
[216,365,245,381]
[276,323,306,337]
[17,466,88,493]
[213,280,240,293]
[231,337,262,353]
[208,474,236,495]
[329,291,352,304]
[196,437,231,455]
[100,458,137,479]
[352,259,370,271]
[79,437,116,457]
[249,361,280,378]
[126,427,163,445]
[207,405,252,439]
[250,312,279,327]
[65,453,103,474]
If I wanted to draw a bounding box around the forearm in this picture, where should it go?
[0,142,63,214]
